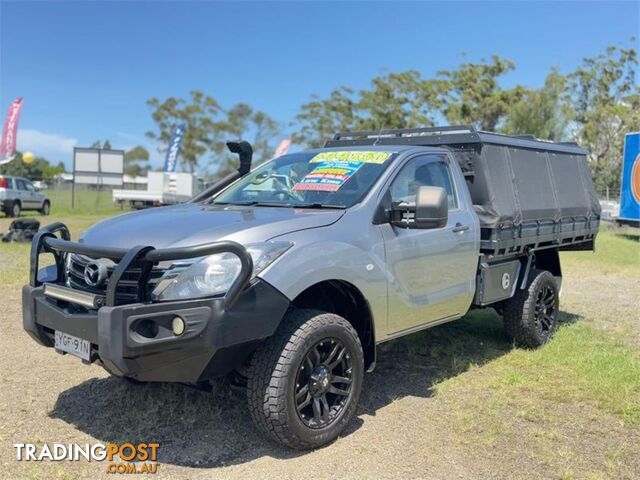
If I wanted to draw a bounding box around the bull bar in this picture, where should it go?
[29,222,254,310]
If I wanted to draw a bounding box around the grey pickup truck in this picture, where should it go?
[23,126,600,449]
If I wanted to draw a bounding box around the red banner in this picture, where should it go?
[1,97,23,159]
[274,138,291,158]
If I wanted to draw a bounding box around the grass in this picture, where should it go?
[440,321,640,423]
[562,225,639,275]
[0,213,114,288]
[399,224,640,477]
[0,212,638,477]
[428,317,640,478]
[0,189,127,218]
[44,189,126,216]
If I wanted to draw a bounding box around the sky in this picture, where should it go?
[1,0,638,171]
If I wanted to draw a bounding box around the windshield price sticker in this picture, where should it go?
[293,150,393,192]
[310,151,391,164]
[293,160,364,192]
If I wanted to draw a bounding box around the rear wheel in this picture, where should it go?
[504,269,560,348]
[247,309,364,450]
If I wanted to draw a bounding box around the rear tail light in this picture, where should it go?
[0,177,6,188]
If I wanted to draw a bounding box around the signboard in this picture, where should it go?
[619,132,640,222]
[73,147,124,186]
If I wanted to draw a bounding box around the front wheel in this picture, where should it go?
[247,309,364,450]
[503,269,560,348]
[40,201,50,216]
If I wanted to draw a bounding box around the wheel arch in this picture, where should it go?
[291,279,376,371]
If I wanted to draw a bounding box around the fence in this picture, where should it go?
[43,181,127,215]
[595,188,621,203]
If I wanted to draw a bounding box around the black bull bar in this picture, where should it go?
[29,222,254,310]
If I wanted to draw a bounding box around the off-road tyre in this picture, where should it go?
[504,269,560,348]
[247,309,364,450]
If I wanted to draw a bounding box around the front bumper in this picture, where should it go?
[23,279,290,382]
[22,221,290,383]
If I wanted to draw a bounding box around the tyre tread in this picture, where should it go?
[504,268,558,348]
[246,308,361,449]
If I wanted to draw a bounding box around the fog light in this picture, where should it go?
[172,316,185,336]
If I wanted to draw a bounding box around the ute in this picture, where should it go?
[23,126,600,449]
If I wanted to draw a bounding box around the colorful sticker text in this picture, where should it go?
[293,151,392,192]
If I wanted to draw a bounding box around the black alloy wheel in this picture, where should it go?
[294,337,353,429]
[534,283,557,338]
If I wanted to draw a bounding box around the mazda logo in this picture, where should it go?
[84,261,108,288]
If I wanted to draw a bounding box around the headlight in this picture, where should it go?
[151,241,293,301]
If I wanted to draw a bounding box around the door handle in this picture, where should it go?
[452,223,470,233]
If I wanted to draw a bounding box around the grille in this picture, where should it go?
[65,253,166,305]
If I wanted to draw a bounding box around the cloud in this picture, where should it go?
[18,129,77,159]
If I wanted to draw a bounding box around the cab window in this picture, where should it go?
[389,155,458,209]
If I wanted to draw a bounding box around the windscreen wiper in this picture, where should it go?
[290,203,346,209]
[213,201,294,208]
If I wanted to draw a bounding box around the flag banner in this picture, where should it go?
[274,138,291,158]
[1,97,23,160]
[163,123,186,173]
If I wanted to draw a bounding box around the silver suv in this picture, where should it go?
[0,175,50,217]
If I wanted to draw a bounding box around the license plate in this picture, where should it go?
[54,331,91,361]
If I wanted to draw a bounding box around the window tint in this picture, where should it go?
[16,179,28,191]
[389,155,458,209]
[24,181,35,192]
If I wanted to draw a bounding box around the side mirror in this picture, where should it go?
[390,186,448,229]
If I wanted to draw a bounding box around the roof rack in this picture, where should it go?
[325,125,587,155]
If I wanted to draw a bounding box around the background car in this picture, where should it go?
[0,175,50,217]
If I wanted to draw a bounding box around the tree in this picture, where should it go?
[0,152,65,181]
[437,55,525,131]
[146,90,224,173]
[124,145,150,176]
[502,69,572,141]
[146,91,279,175]
[89,139,112,149]
[293,87,358,148]
[293,57,523,148]
[357,71,441,131]
[568,42,638,192]
[293,71,444,148]
[205,103,280,176]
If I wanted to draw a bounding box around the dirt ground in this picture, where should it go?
[0,221,638,480]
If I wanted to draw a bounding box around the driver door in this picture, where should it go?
[379,154,477,336]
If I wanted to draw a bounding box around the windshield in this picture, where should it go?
[212,150,396,208]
